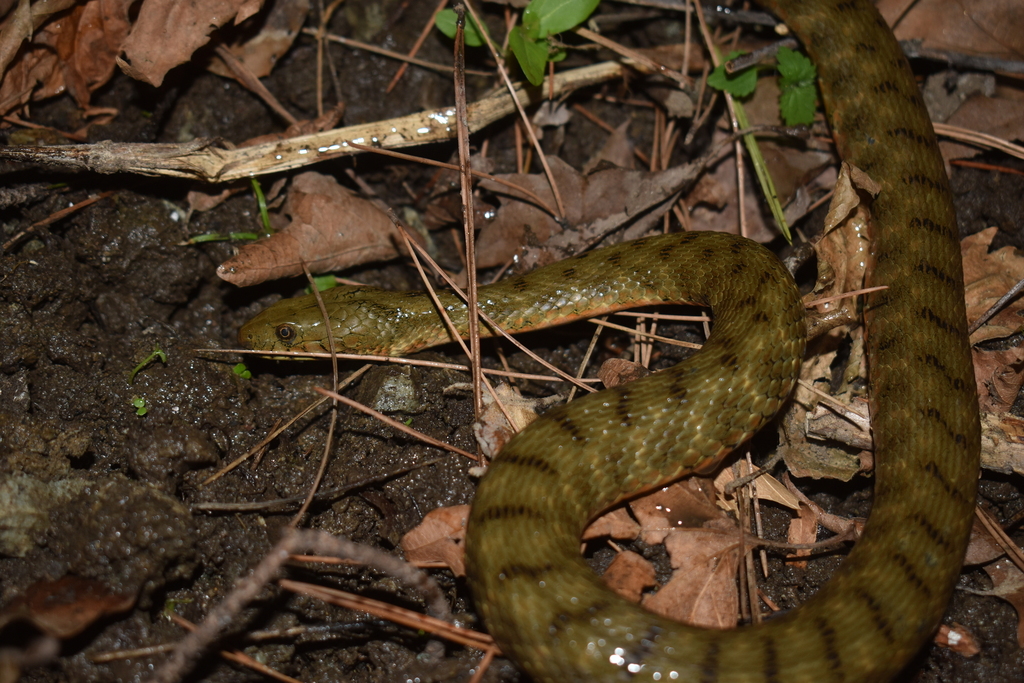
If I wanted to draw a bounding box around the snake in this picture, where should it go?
[239,1,981,680]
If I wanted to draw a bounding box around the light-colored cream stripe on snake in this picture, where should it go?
[239,1,981,680]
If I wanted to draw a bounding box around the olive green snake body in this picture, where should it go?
[240,1,980,680]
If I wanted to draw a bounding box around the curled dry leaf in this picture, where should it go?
[0,0,132,117]
[978,558,1024,647]
[0,575,135,639]
[785,504,819,569]
[935,622,981,657]
[118,0,263,87]
[472,384,560,458]
[217,171,403,287]
[630,480,722,546]
[602,551,656,603]
[963,227,1024,344]
[597,358,652,388]
[477,156,699,270]
[400,505,469,577]
[208,0,309,80]
[582,507,640,542]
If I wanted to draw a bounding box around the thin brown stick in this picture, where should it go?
[313,386,479,461]
[461,1,567,218]
[453,7,485,421]
[167,615,302,683]
[387,0,450,93]
[214,45,297,126]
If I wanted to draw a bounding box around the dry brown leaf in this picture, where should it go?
[208,0,309,80]
[582,507,640,542]
[785,504,818,568]
[118,0,264,87]
[935,622,981,657]
[881,0,1024,62]
[217,171,403,286]
[0,0,130,116]
[582,120,636,174]
[940,87,1024,162]
[712,461,801,513]
[979,558,1024,647]
[473,384,557,458]
[400,505,469,577]
[477,156,699,270]
[602,550,656,603]
[630,480,721,546]
[963,516,1007,566]
[597,358,651,388]
[973,347,1024,414]
[0,575,134,639]
[686,132,774,244]
[641,526,740,629]
[963,227,1024,343]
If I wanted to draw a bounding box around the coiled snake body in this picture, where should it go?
[241,1,980,680]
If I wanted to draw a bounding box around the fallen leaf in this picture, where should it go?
[602,550,656,602]
[882,0,1024,62]
[641,525,740,629]
[598,358,651,388]
[973,347,1024,414]
[978,558,1024,647]
[208,0,309,80]
[582,507,640,542]
[785,504,818,568]
[217,171,404,286]
[630,480,721,546]
[477,156,700,270]
[0,576,134,639]
[118,0,264,87]
[400,505,469,577]
[935,622,981,656]
[962,227,1024,344]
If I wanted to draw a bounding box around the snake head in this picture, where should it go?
[238,286,407,356]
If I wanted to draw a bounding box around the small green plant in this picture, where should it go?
[129,348,167,384]
[305,275,338,294]
[233,362,252,380]
[775,47,816,126]
[437,0,601,86]
[250,177,273,234]
[186,232,260,244]
[131,396,149,416]
[707,47,817,126]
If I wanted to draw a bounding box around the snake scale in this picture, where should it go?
[240,0,981,680]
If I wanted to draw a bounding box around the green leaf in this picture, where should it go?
[776,46,817,126]
[131,396,148,416]
[524,0,600,40]
[129,348,167,384]
[509,26,549,85]
[779,84,816,126]
[304,275,338,294]
[706,51,757,98]
[776,46,815,88]
[435,8,485,47]
[233,363,252,380]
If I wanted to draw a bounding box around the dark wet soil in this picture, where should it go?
[1,2,1022,682]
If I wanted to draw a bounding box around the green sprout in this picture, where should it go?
[233,363,252,380]
[131,396,149,416]
[129,348,167,384]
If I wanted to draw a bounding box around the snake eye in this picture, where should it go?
[275,324,296,343]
